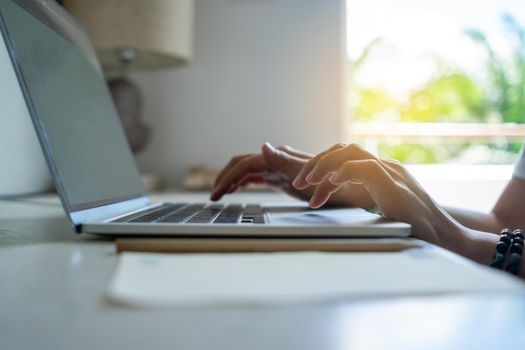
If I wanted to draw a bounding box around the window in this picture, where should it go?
[346,0,525,165]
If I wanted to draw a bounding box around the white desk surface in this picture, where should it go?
[1,191,525,350]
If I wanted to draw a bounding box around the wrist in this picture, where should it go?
[412,204,469,254]
[431,215,500,265]
[406,196,503,265]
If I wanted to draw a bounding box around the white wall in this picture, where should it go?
[0,25,52,196]
[133,0,346,185]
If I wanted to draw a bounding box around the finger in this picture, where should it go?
[380,159,406,180]
[329,160,399,213]
[214,143,308,200]
[292,143,346,189]
[236,173,282,188]
[226,183,237,194]
[381,159,431,202]
[330,159,392,187]
[308,179,342,209]
[277,145,313,160]
[262,142,305,179]
[305,144,375,185]
[211,154,267,201]
[214,153,255,187]
[236,174,266,187]
[234,173,286,192]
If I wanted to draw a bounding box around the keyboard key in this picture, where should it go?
[242,213,265,224]
[113,206,164,222]
[213,204,243,224]
[187,206,223,223]
[115,202,266,225]
[128,203,186,223]
[244,204,262,214]
[252,215,265,224]
[159,204,206,223]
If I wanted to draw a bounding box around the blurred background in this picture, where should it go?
[65,0,525,210]
[347,0,525,165]
[120,0,525,178]
[129,0,345,186]
[5,0,525,211]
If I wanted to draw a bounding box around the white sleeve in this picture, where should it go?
[513,144,525,180]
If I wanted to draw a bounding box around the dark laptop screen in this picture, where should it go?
[0,0,146,211]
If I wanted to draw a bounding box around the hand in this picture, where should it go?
[211,143,312,202]
[211,143,375,208]
[292,143,464,248]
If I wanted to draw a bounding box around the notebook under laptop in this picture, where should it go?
[0,0,410,238]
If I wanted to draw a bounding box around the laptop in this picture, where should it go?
[0,0,410,238]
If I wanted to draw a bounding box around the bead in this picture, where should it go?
[505,254,522,274]
[513,229,525,240]
[491,253,505,268]
[496,242,509,254]
[510,243,524,255]
[501,228,513,236]
[506,253,522,267]
[491,262,504,269]
[500,235,512,245]
[493,252,504,260]
[494,229,523,275]
[502,229,513,239]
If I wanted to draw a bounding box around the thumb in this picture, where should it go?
[262,142,304,179]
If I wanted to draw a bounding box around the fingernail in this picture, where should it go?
[292,176,303,188]
[211,186,222,198]
[265,142,276,153]
[309,199,321,209]
[305,173,314,183]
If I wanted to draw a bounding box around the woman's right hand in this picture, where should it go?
[211,142,375,209]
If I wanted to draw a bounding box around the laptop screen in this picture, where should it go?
[0,0,146,212]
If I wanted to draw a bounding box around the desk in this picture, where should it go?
[1,192,525,350]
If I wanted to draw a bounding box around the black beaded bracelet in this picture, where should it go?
[491,229,524,275]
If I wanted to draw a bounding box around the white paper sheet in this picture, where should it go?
[107,250,525,308]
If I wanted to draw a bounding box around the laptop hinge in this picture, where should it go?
[69,196,153,230]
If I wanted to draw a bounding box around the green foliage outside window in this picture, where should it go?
[351,13,525,164]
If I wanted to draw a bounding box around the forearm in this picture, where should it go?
[435,219,525,278]
[463,227,525,278]
[444,206,503,233]
[291,142,525,278]
[445,178,525,234]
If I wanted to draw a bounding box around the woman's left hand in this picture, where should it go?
[292,143,464,250]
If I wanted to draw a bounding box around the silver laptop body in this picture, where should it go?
[0,0,410,238]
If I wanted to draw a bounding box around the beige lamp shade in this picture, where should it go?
[63,0,194,70]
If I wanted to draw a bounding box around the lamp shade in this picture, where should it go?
[62,0,194,70]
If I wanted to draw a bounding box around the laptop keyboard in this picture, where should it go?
[113,203,265,224]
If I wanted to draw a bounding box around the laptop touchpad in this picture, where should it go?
[267,207,381,226]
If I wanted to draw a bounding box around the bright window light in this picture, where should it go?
[346,0,525,164]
